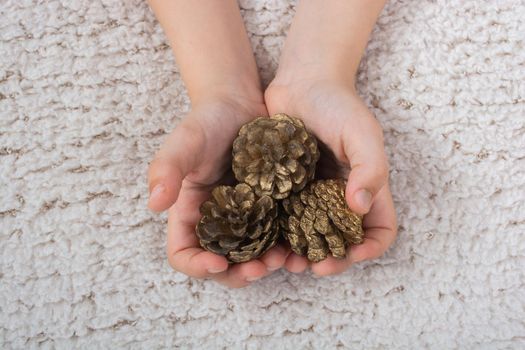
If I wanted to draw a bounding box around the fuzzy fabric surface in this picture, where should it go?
[1,0,524,348]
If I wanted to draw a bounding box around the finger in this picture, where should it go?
[350,184,397,263]
[259,244,290,272]
[148,119,205,212]
[342,117,389,214]
[166,187,229,278]
[310,255,351,276]
[284,253,309,273]
[168,248,229,278]
[214,260,268,288]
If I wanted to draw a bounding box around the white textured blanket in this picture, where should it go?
[1,0,524,348]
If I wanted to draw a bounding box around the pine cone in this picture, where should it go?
[196,183,279,263]
[280,179,364,262]
[232,113,320,200]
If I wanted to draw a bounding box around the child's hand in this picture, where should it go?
[146,0,392,283]
[148,96,289,288]
[265,79,397,276]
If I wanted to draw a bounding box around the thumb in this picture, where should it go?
[343,119,389,215]
[148,119,205,212]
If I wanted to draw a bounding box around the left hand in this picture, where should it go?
[264,79,397,276]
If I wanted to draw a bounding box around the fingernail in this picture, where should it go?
[207,267,227,274]
[246,276,261,282]
[150,184,165,200]
[267,266,280,271]
[355,189,372,212]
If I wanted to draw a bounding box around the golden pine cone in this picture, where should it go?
[232,113,320,200]
[280,179,364,262]
[196,183,279,263]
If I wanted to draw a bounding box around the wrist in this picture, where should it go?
[190,78,265,113]
[191,82,267,125]
[272,0,384,92]
[265,68,359,118]
[269,64,357,100]
[272,57,357,93]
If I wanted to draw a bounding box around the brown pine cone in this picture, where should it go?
[232,113,320,200]
[280,179,364,262]
[196,183,279,263]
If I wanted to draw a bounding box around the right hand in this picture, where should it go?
[148,95,290,288]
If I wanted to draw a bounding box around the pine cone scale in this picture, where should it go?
[291,165,306,185]
[259,172,275,192]
[205,242,227,255]
[243,173,259,187]
[287,140,306,158]
[275,177,293,198]
[324,228,346,259]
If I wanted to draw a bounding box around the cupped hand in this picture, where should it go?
[148,96,289,288]
[265,79,397,276]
